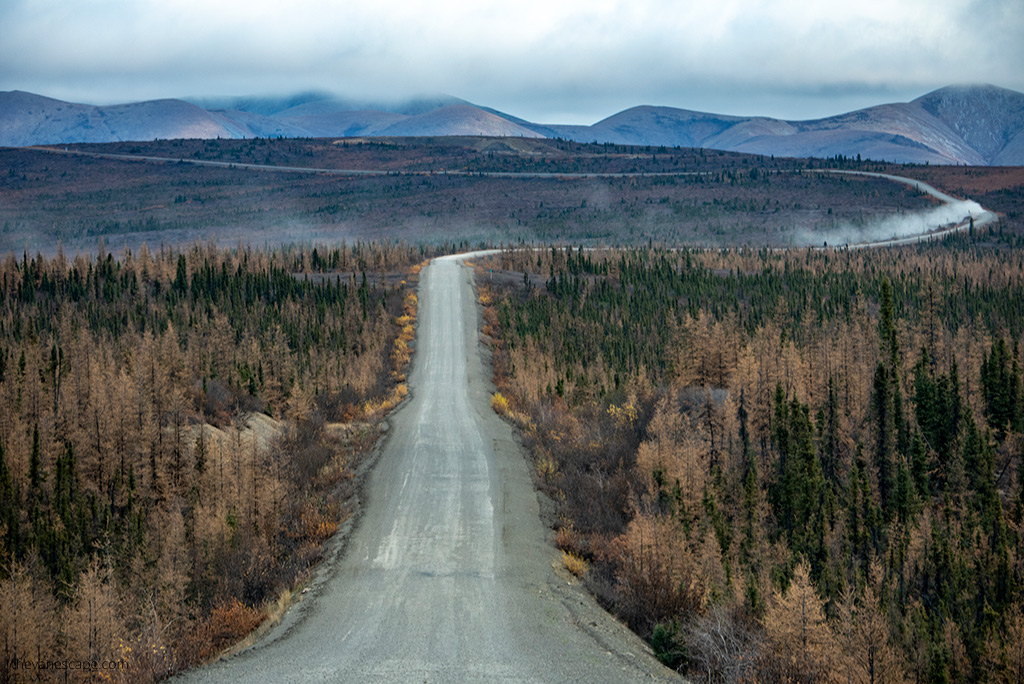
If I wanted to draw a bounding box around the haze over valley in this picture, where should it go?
[6,137,1019,256]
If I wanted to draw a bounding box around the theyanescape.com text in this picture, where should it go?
[6,657,129,672]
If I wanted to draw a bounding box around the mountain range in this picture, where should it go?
[2,85,1022,165]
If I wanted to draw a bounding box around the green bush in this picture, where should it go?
[650,621,687,671]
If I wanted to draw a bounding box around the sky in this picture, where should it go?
[2,0,1022,124]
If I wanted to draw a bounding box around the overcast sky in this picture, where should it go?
[2,0,1021,123]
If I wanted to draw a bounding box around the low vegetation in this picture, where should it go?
[0,241,428,681]
[480,230,1024,682]
[7,139,1002,253]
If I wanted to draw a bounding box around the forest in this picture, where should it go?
[478,231,1024,682]
[0,241,427,682]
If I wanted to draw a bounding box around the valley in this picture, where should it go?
[5,137,1021,256]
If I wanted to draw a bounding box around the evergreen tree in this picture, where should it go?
[817,376,841,487]
[980,338,1021,437]
[878,277,899,376]
[872,363,897,513]
[174,253,189,295]
[28,424,44,493]
[0,439,18,566]
[771,391,828,575]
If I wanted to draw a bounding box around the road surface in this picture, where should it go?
[176,254,676,683]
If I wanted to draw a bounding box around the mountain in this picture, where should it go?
[375,105,543,138]
[913,85,1024,165]
[2,85,1022,164]
[0,91,254,146]
[185,92,335,116]
[212,98,541,138]
[538,85,1024,165]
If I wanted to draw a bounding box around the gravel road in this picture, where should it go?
[176,254,678,683]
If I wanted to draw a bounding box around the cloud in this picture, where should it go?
[2,0,1021,122]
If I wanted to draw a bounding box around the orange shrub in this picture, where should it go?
[199,599,266,661]
[554,521,581,553]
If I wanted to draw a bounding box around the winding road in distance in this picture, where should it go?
[176,254,676,683]
[34,147,999,249]
[817,169,998,247]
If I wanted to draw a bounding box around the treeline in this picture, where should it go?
[481,240,1024,682]
[0,241,427,682]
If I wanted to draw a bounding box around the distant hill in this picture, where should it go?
[374,105,543,138]
[2,85,1022,164]
[914,85,1024,165]
[531,85,1024,165]
[0,91,253,146]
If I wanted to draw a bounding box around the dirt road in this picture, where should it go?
[815,169,997,247]
[176,254,676,683]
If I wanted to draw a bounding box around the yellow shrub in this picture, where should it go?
[562,551,589,578]
[409,260,428,277]
[392,338,410,364]
[536,456,560,481]
[361,385,409,420]
[490,392,510,415]
[607,402,639,428]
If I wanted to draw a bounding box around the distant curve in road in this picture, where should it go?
[813,169,997,248]
[175,254,675,683]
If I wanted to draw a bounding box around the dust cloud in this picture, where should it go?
[797,199,985,247]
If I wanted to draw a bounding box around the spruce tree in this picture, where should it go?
[28,424,44,493]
